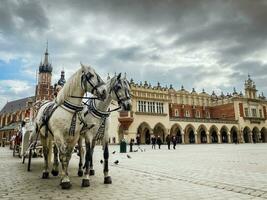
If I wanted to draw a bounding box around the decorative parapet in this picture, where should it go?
[170,117,238,124]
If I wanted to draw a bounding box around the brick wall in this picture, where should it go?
[210,103,235,120]
[169,104,211,119]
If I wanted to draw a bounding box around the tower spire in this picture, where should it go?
[44,40,49,66]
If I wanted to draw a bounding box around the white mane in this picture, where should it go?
[56,68,83,105]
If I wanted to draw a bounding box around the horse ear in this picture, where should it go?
[80,62,86,72]
[117,73,121,80]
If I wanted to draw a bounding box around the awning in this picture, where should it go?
[0,122,20,131]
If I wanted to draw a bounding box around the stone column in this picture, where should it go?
[206,131,210,144]
[227,132,231,144]
[249,132,253,143]
[182,131,185,144]
[194,131,198,144]
[218,134,221,143]
[239,130,243,143]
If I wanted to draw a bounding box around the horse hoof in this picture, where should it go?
[77,170,83,177]
[104,176,112,184]
[81,179,90,187]
[89,169,95,176]
[42,172,49,179]
[61,181,72,190]
[51,169,59,176]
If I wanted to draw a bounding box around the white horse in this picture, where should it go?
[77,73,132,187]
[32,64,106,189]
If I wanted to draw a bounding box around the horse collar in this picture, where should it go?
[88,99,110,118]
[63,100,84,112]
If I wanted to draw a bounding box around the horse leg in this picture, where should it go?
[89,139,95,176]
[103,142,112,184]
[58,144,73,189]
[40,135,49,179]
[77,137,84,177]
[51,144,59,176]
[81,141,91,187]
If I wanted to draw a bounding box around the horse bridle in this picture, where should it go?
[81,71,104,96]
[111,79,131,106]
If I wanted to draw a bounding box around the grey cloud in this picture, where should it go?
[0,0,267,106]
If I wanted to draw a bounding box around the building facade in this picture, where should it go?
[0,46,65,142]
[114,76,267,144]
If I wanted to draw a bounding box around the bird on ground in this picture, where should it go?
[112,151,116,154]
[133,150,138,152]
[114,160,119,165]
[100,159,103,164]
[127,154,131,159]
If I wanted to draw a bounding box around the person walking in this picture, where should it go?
[157,136,162,149]
[172,136,177,149]
[166,134,171,150]
[151,135,156,149]
[136,134,141,146]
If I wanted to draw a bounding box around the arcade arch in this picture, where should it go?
[220,126,229,143]
[230,126,238,143]
[209,125,219,143]
[170,124,182,144]
[197,124,208,144]
[243,127,251,143]
[184,124,196,144]
[137,122,152,144]
[153,123,167,143]
[261,127,267,143]
[252,127,260,143]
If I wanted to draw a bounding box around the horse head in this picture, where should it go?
[110,73,132,111]
[80,63,106,101]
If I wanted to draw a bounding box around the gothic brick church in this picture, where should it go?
[0,46,65,142]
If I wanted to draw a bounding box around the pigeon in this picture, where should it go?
[100,159,103,164]
[112,151,116,154]
[127,154,131,159]
[133,150,138,152]
[114,160,119,165]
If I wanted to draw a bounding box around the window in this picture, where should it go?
[185,110,190,117]
[175,109,179,117]
[251,108,257,117]
[137,101,164,114]
[196,110,200,118]
[244,108,249,117]
[259,109,263,118]
[206,111,210,118]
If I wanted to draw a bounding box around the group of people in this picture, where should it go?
[134,134,178,150]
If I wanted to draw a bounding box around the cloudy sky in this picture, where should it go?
[1,0,267,109]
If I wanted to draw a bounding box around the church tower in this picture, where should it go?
[35,44,54,101]
[244,75,257,99]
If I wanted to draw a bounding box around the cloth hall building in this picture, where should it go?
[0,44,266,144]
[116,76,267,144]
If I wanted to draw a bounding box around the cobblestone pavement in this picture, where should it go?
[0,144,267,200]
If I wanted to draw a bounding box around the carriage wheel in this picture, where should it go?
[22,154,26,164]
[27,148,32,172]
[13,145,16,157]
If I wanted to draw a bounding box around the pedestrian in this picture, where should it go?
[172,136,177,149]
[136,134,141,146]
[157,136,162,149]
[151,135,156,149]
[129,138,134,152]
[166,134,171,150]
